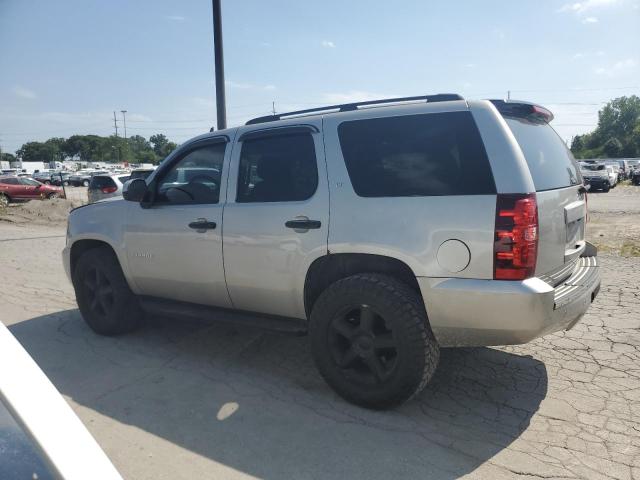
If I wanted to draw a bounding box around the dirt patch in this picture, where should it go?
[587,211,640,257]
[0,198,83,226]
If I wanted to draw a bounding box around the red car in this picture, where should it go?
[0,176,65,206]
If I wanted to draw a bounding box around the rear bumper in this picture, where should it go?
[418,253,600,347]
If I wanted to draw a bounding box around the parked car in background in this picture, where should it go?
[32,171,56,184]
[581,164,611,191]
[632,167,640,186]
[129,168,155,181]
[0,176,64,206]
[69,170,108,187]
[87,174,130,203]
[65,95,600,409]
[51,172,72,186]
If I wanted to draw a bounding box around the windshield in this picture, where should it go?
[504,117,581,191]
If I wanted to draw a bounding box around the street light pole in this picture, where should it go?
[121,110,128,139]
[212,0,227,130]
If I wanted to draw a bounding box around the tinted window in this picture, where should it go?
[89,176,116,189]
[118,175,130,183]
[237,133,318,203]
[583,164,605,171]
[504,118,581,191]
[338,112,495,197]
[0,178,19,185]
[155,143,225,205]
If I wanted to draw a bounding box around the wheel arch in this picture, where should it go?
[304,253,422,317]
[70,239,118,278]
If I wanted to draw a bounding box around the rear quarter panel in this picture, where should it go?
[322,102,497,279]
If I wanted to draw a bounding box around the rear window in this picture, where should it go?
[89,176,116,189]
[583,164,605,171]
[338,111,496,197]
[118,176,130,183]
[504,118,581,191]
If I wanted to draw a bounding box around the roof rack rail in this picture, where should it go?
[246,93,464,125]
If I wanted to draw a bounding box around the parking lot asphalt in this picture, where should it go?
[1,189,639,479]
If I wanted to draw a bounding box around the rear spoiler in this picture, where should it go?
[489,99,554,123]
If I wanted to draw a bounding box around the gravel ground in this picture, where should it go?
[0,186,639,479]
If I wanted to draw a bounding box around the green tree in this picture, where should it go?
[150,134,169,157]
[571,95,640,158]
[1,152,16,163]
[17,141,57,162]
[603,137,623,157]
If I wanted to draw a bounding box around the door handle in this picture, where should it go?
[188,219,217,230]
[285,219,321,230]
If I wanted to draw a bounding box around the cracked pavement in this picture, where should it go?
[1,190,639,479]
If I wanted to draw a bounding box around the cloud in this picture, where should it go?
[582,16,599,22]
[558,0,618,13]
[225,80,275,91]
[166,15,185,21]
[12,86,36,100]
[594,58,638,76]
[573,50,605,59]
[321,40,336,48]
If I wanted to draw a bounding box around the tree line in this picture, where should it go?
[571,95,640,159]
[2,134,178,165]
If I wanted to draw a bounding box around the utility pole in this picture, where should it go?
[272,101,276,116]
[113,111,119,137]
[507,90,511,101]
[121,110,128,139]
[212,0,227,130]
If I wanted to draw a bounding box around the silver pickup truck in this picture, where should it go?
[63,95,600,409]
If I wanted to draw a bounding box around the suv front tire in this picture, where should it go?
[73,246,143,335]
[309,274,439,409]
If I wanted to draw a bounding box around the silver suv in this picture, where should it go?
[63,95,600,409]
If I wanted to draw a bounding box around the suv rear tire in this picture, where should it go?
[309,273,439,409]
[73,246,143,335]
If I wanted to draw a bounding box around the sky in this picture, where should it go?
[0,0,639,155]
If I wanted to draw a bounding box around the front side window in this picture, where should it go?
[155,142,225,205]
[338,112,496,197]
[236,133,318,203]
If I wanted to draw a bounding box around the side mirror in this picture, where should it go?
[123,178,148,203]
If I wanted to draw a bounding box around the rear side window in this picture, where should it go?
[0,177,19,185]
[338,112,496,197]
[504,118,580,191]
[89,176,116,189]
[237,133,318,203]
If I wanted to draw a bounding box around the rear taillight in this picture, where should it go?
[494,193,538,280]
[101,186,117,194]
